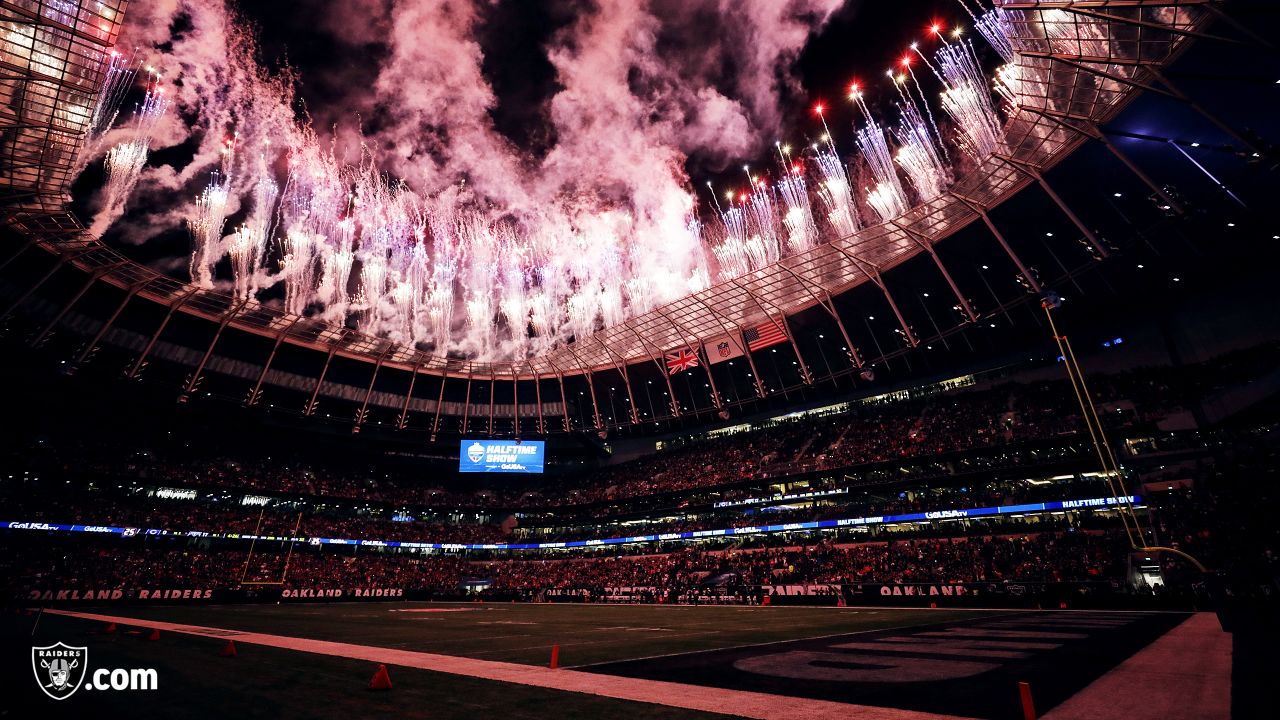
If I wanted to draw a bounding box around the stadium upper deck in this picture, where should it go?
[0,2,1233,435]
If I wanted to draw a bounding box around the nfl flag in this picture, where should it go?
[743,318,788,352]
[664,346,701,375]
[706,333,746,365]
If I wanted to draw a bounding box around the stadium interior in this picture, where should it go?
[2,1,1277,718]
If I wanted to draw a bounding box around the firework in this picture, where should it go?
[280,228,319,316]
[813,145,860,239]
[89,78,169,237]
[228,227,263,300]
[318,217,356,312]
[852,88,909,222]
[187,173,231,288]
[711,204,751,280]
[746,187,782,269]
[80,50,141,167]
[935,38,1006,160]
[957,1,1015,64]
[777,174,818,255]
[75,3,1036,363]
[891,73,949,202]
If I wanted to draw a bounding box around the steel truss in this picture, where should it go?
[0,1,1228,431]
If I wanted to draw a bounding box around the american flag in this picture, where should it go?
[743,319,788,352]
[664,346,700,375]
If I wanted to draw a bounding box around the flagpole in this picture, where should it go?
[695,297,766,400]
[624,325,681,418]
[656,308,722,413]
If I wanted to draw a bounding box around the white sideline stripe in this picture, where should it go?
[46,609,971,720]
[567,611,1025,669]
[462,630,724,657]
[407,601,1197,614]
[1041,612,1231,720]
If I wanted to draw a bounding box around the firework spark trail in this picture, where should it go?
[498,246,531,352]
[993,62,1033,115]
[957,0,1015,64]
[89,77,170,237]
[936,39,1006,161]
[94,140,147,237]
[812,144,860,239]
[89,0,1018,362]
[186,172,230,289]
[776,173,818,255]
[746,188,782,269]
[319,217,356,314]
[228,227,262,300]
[852,90,909,223]
[893,127,949,203]
[92,51,140,134]
[350,168,415,336]
[226,171,279,300]
[895,65,948,168]
[890,73,950,202]
[400,228,428,342]
[458,215,499,358]
[711,205,752,280]
[276,139,345,316]
[424,209,460,352]
[77,49,141,172]
[281,228,318,316]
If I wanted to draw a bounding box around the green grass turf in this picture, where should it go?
[38,602,1015,667]
[2,612,737,720]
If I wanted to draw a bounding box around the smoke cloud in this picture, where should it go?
[87,0,854,360]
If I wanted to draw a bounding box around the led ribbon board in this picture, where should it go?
[3,495,1139,551]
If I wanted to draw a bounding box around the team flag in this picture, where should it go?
[664,346,701,375]
[743,318,788,352]
[706,332,746,364]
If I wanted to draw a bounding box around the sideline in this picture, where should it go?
[45,608,967,720]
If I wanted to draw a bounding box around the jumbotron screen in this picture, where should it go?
[458,439,545,474]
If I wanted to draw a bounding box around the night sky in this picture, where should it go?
[239,0,964,193]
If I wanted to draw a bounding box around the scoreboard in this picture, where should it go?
[458,439,545,474]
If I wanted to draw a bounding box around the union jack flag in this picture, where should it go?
[664,346,700,375]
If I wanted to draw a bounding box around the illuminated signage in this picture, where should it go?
[458,439,545,474]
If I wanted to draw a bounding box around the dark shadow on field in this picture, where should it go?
[583,611,1189,720]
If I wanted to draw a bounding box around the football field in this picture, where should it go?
[2,602,1228,719]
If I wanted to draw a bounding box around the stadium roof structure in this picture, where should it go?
[0,1,1231,434]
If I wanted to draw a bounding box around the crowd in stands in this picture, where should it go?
[0,492,509,545]
[0,470,1123,547]
[515,474,1120,543]
[474,531,1128,591]
[5,344,1276,606]
[30,338,1266,512]
[1,529,1131,598]
[8,374,1151,515]
[4,429,1267,604]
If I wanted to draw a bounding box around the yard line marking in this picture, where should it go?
[568,610,1026,669]
[419,633,535,642]
[44,609,965,720]
[390,608,481,613]
[464,630,726,656]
